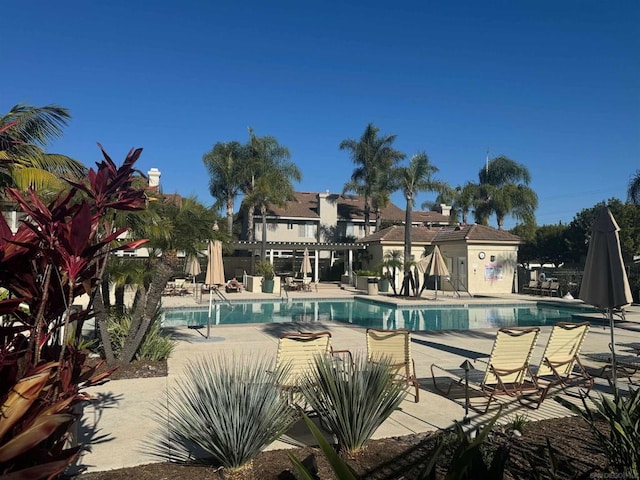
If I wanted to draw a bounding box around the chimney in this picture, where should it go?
[439,203,451,217]
[148,168,161,188]
[317,190,337,240]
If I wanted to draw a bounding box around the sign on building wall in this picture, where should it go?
[484,263,504,281]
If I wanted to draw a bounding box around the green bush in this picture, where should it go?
[556,387,640,476]
[151,354,296,475]
[107,308,175,361]
[299,354,406,456]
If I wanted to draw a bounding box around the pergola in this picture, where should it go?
[227,241,369,283]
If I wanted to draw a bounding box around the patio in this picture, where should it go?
[77,284,640,473]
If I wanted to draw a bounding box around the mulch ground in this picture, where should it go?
[76,359,612,479]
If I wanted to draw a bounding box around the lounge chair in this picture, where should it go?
[541,281,560,297]
[225,278,242,293]
[366,328,420,402]
[584,349,640,384]
[531,322,593,405]
[536,281,550,296]
[275,331,353,406]
[284,276,299,291]
[522,280,538,295]
[431,326,540,412]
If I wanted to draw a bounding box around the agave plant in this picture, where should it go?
[556,387,640,476]
[299,353,406,456]
[151,354,297,476]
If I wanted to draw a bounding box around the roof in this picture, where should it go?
[259,191,449,223]
[434,223,522,243]
[358,223,522,244]
[357,225,439,243]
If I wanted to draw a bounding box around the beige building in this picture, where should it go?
[358,224,522,296]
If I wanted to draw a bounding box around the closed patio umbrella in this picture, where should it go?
[204,240,226,339]
[205,240,225,287]
[579,207,632,388]
[185,255,201,291]
[300,247,312,277]
[427,246,450,300]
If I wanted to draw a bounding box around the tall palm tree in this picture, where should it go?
[245,168,299,259]
[203,140,248,236]
[476,156,537,229]
[396,152,444,296]
[628,170,640,204]
[0,104,86,191]
[242,129,301,245]
[341,123,405,236]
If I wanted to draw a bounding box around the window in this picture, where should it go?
[287,222,294,230]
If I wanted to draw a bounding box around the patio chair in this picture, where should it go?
[366,328,420,402]
[284,276,299,291]
[541,281,560,297]
[531,321,593,406]
[584,349,640,384]
[522,280,539,295]
[430,326,540,412]
[301,276,312,292]
[536,281,550,296]
[274,331,353,407]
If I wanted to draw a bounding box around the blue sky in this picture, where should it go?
[5,1,639,229]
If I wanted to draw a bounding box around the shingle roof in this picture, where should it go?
[262,191,448,223]
[357,225,439,243]
[358,223,522,244]
[434,223,522,243]
[264,192,319,218]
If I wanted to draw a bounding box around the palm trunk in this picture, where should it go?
[364,197,371,236]
[246,205,255,241]
[261,205,268,260]
[402,195,413,296]
[119,261,174,364]
[226,195,234,236]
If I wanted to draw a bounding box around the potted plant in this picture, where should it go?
[255,260,275,293]
[377,250,403,295]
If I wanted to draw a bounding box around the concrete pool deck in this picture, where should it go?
[77,284,640,473]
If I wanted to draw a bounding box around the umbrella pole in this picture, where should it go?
[609,309,617,389]
[435,276,438,300]
[207,289,213,339]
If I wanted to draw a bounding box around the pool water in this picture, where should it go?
[161,299,598,332]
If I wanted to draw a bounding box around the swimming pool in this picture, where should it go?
[161,299,599,332]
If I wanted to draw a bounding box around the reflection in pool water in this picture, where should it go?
[162,299,598,332]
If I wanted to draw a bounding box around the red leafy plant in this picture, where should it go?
[0,145,147,479]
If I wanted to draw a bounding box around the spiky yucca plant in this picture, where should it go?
[299,354,406,456]
[152,354,296,475]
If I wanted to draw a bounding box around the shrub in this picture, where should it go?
[254,260,274,279]
[0,146,147,478]
[107,308,175,361]
[299,354,406,456]
[556,387,640,476]
[151,354,297,475]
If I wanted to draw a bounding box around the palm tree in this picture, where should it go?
[114,195,222,364]
[203,141,248,236]
[0,104,86,190]
[476,156,538,229]
[628,170,640,204]
[242,129,301,246]
[396,152,443,296]
[341,123,405,236]
[245,167,300,260]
